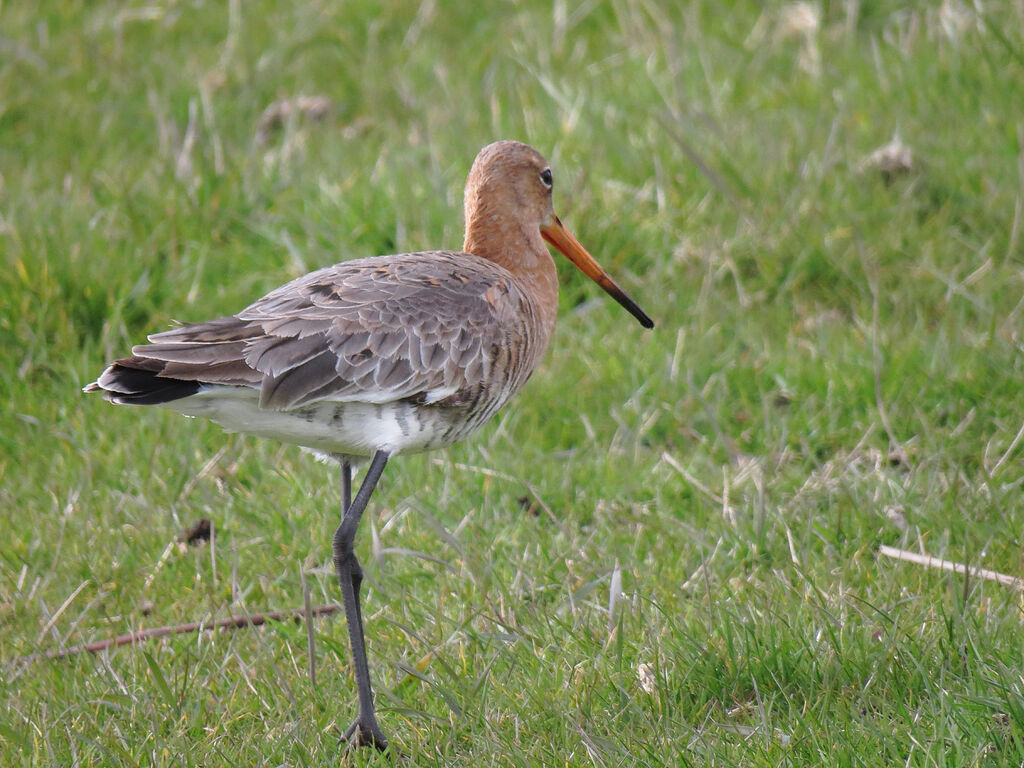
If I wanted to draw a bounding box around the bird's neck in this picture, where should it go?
[463,215,559,346]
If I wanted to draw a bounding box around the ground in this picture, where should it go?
[2,1,1024,765]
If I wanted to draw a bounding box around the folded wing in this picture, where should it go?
[88,251,534,410]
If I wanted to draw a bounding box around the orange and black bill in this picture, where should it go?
[540,215,654,329]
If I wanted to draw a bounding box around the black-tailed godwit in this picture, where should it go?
[86,140,653,751]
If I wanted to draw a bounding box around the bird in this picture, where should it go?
[85,140,653,751]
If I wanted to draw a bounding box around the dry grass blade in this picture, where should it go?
[36,580,90,644]
[607,560,623,633]
[300,567,317,688]
[878,545,1024,590]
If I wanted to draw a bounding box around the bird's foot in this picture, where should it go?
[341,717,389,754]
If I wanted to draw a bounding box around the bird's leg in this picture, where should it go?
[338,460,365,690]
[340,459,352,517]
[333,450,390,752]
[337,460,366,659]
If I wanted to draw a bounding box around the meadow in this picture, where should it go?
[2,1,1024,765]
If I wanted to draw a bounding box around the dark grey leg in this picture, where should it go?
[340,460,352,517]
[338,459,366,710]
[333,450,390,751]
[339,460,366,648]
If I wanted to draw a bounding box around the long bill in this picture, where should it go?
[540,215,654,329]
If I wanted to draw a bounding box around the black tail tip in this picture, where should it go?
[86,360,200,406]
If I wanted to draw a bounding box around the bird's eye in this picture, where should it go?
[539,168,553,189]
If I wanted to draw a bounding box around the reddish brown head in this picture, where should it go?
[463,141,653,329]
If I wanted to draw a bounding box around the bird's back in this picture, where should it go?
[86,250,553,459]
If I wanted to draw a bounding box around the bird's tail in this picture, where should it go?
[84,357,201,406]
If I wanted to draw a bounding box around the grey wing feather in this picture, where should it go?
[134,252,531,410]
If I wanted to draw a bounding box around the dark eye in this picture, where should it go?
[539,168,553,189]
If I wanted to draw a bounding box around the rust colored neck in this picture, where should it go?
[463,203,559,355]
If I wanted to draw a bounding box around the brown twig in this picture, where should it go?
[10,604,342,667]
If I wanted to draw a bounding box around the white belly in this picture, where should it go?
[164,385,479,459]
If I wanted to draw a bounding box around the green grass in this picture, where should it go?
[3,1,1024,765]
